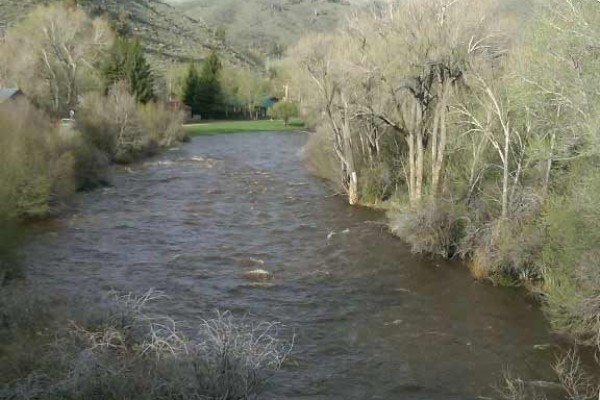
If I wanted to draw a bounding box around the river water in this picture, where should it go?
[22,132,560,399]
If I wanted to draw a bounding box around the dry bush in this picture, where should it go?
[359,162,393,205]
[137,102,188,148]
[78,83,188,166]
[303,127,346,194]
[1,288,293,400]
[0,100,75,220]
[462,218,543,285]
[495,370,547,400]
[189,311,293,399]
[389,201,465,258]
[458,187,545,284]
[497,350,600,400]
[78,83,147,164]
[554,349,599,400]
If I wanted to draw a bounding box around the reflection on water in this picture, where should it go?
[22,132,560,399]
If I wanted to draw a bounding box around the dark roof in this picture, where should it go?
[0,88,23,103]
[261,96,279,109]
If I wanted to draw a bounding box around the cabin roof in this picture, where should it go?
[0,88,23,103]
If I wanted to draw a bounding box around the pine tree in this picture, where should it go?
[103,38,154,103]
[197,51,223,119]
[183,64,201,116]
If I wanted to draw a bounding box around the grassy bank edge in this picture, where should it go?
[185,119,305,136]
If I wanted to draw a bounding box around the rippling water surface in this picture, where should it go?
[24,132,560,399]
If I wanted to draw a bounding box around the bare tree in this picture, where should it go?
[1,3,112,115]
[291,34,360,204]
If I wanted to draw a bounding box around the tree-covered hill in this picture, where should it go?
[0,0,260,70]
[162,0,381,57]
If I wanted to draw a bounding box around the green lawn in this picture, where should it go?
[185,120,305,136]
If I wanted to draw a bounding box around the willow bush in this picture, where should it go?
[0,100,75,221]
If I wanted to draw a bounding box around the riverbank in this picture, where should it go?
[185,119,305,135]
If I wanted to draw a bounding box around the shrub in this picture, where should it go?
[0,100,75,221]
[137,102,188,148]
[359,162,393,205]
[78,83,148,164]
[191,311,292,399]
[267,100,298,125]
[72,138,111,191]
[389,200,466,258]
[496,350,600,400]
[461,217,543,285]
[78,83,188,165]
[539,172,600,346]
[0,288,293,400]
[303,127,346,193]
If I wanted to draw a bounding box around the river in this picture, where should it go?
[22,131,560,399]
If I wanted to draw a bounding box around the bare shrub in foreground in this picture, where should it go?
[189,311,293,399]
[1,288,293,400]
[554,350,599,400]
[496,370,546,400]
[497,350,600,400]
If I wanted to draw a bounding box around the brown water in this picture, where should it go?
[23,132,560,399]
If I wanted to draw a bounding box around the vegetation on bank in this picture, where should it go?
[0,4,294,397]
[287,0,600,393]
[0,3,188,222]
[186,120,305,136]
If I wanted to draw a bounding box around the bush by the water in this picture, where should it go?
[78,83,186,165]
[0,87,187,221]
[0,101,75,220]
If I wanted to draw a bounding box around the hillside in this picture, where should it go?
[0,0,259,70]
[163,0,378,57]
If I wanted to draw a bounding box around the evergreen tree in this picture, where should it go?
[182,63,202,116]
[103,38,154,103]
[197,51,223,119]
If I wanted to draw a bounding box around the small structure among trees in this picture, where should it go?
[0,88,24,104]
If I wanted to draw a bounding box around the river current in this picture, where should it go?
[23,132,559,399]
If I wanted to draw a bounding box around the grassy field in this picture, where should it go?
[185,120,305,135]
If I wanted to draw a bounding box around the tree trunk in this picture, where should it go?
[348,171,359,205]
[407,131,416,205]
[414,101,424,204]
[501,121,510,219]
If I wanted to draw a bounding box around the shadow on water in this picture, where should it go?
[20,132,566,399]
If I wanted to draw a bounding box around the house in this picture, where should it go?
[0,88,25,104]
[260,96,279,117]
